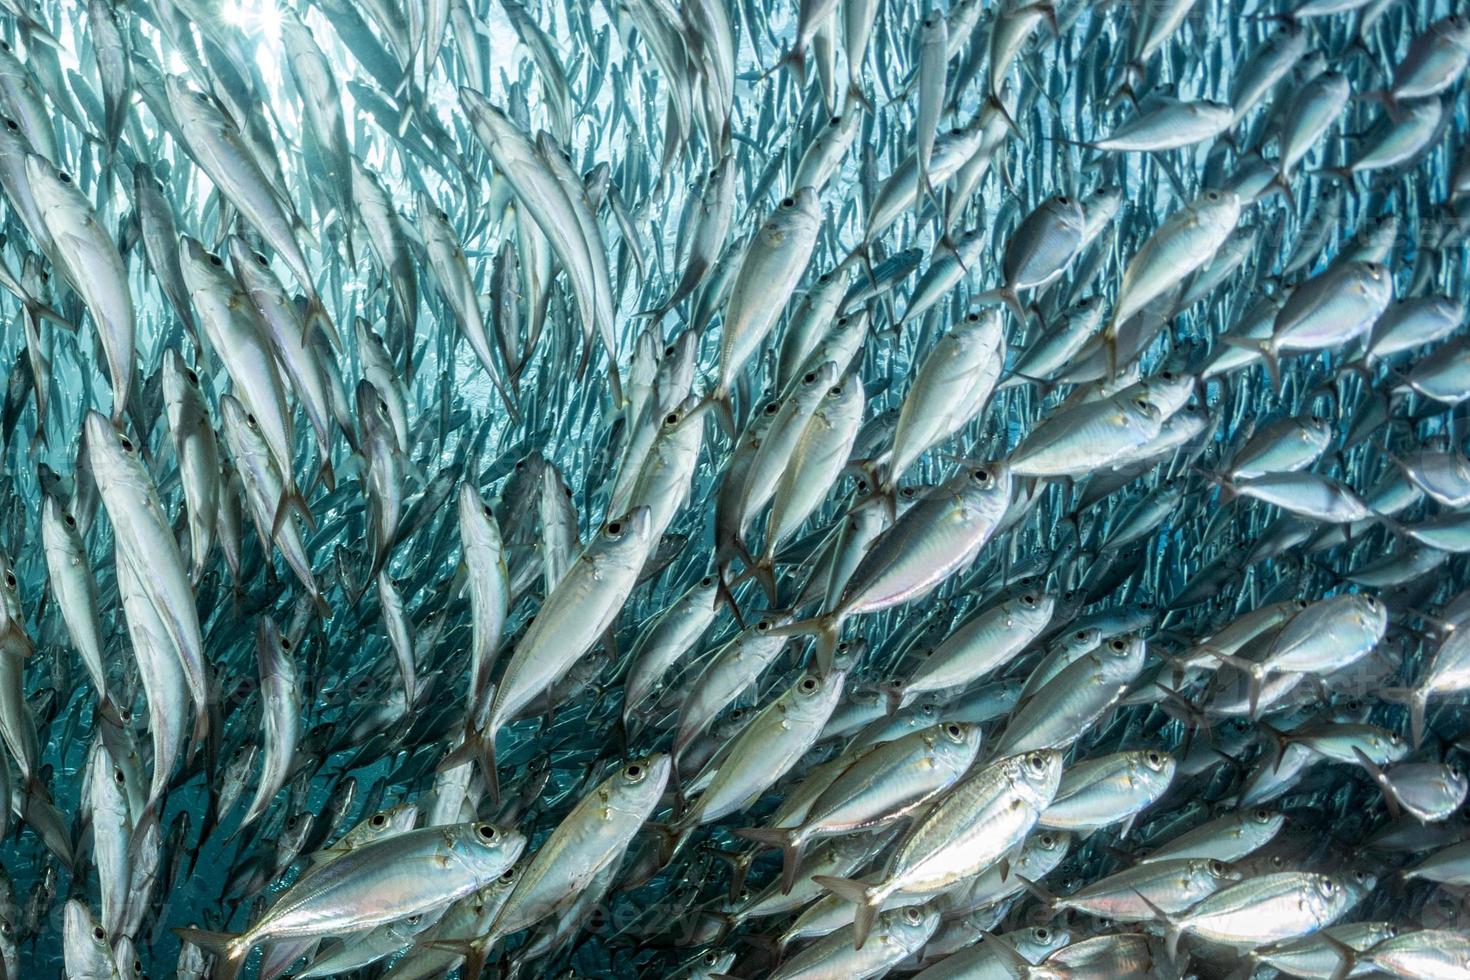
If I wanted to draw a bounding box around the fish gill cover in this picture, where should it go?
[0,0,1466,976]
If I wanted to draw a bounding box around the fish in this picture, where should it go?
[0,1,1461,977]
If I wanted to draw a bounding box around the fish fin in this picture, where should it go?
[713,568,746,628]
[811,876,881,950]
[1351,745,1401,820]
[1015,873,1057,909]
[733,827,806,895]
[1319,931,1360,980]
[271,483,315,538]
[1131,888,1184,963]
[1266,172,1297,208]
[1219,335,1281,392]
[172,928,248,980]
[701,391,737,438]
[1256,720,1291,774]
[748,557,779,605]
[1385,685,1429,750]
[767,614,841,676]
[1214,652,1265,717]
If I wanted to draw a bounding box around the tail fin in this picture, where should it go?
[1350,745,1402,820]
[733,827,808,895]
[702,390,737,438]
[1381,685,1431,750]
[1131,888,1185,963]
[271,482,316,538]
[1219,335,1282,393]
[766,614,843,676]
[172,928,248,980]
[811,876,884,950]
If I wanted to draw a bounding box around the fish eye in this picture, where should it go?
[186,369,199,385]
[1146,750,1161,765]
[624,762,644,780]
[664,345,676,357]
[1055,195,1069,205]
[437,209,449,221]
[193,90,210,102]
[119,436,135,453]
[1134,397,1151,411]
[780,197,794,208]
[482,504,493,519]
[756,619,772,632]
[965,312,980,322]
[836,642,850,653]
[903,907,922,924]
[500,867,517,882]
[370,812,386,827]
[1253,808,1270,821]
[700,575,714,587]
[1109,638,1126,652]
[113,768,125,784]
[279,634,292,651]
[2,119,15,131]
[799,676,818,693]
[255,253,268,267]
[970,467,990,484]
[828,385,842,396]
[57,171,71,184]
[1034,927,1050,941]
[763,403,779,415]
[1074,630,1087,641]
[605,520,622,536]
[1021,592,1036,607]
[1041,834,1056,846]
[1206,190,1221,201]
[92,926,105,942]
[829,115,842,126]
[246,414,258,429]
[208,253,223,267]
[475,823,498,841]
[1210,860,1226,874]
[1028,753,1047,772]
[703,953,718,966]
[944,723,963,739]
[63,513,75,527]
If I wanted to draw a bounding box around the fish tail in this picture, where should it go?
[733,826,807,895]
[272,481,315,538]
[1382,685,1431,749]
[765,613,841,673]
[1266,171,1296,208]
[811,876,884,949]
[748,556,779,605]
[1131,888,1185,963]
[1220,335,1281,392]
[303,292,341,351]
[702,389,737,438]
[172,928,248,980]
[1014,873,1059,910]
[712,566,746,627]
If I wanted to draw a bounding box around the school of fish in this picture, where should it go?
[0,0,1467,976]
